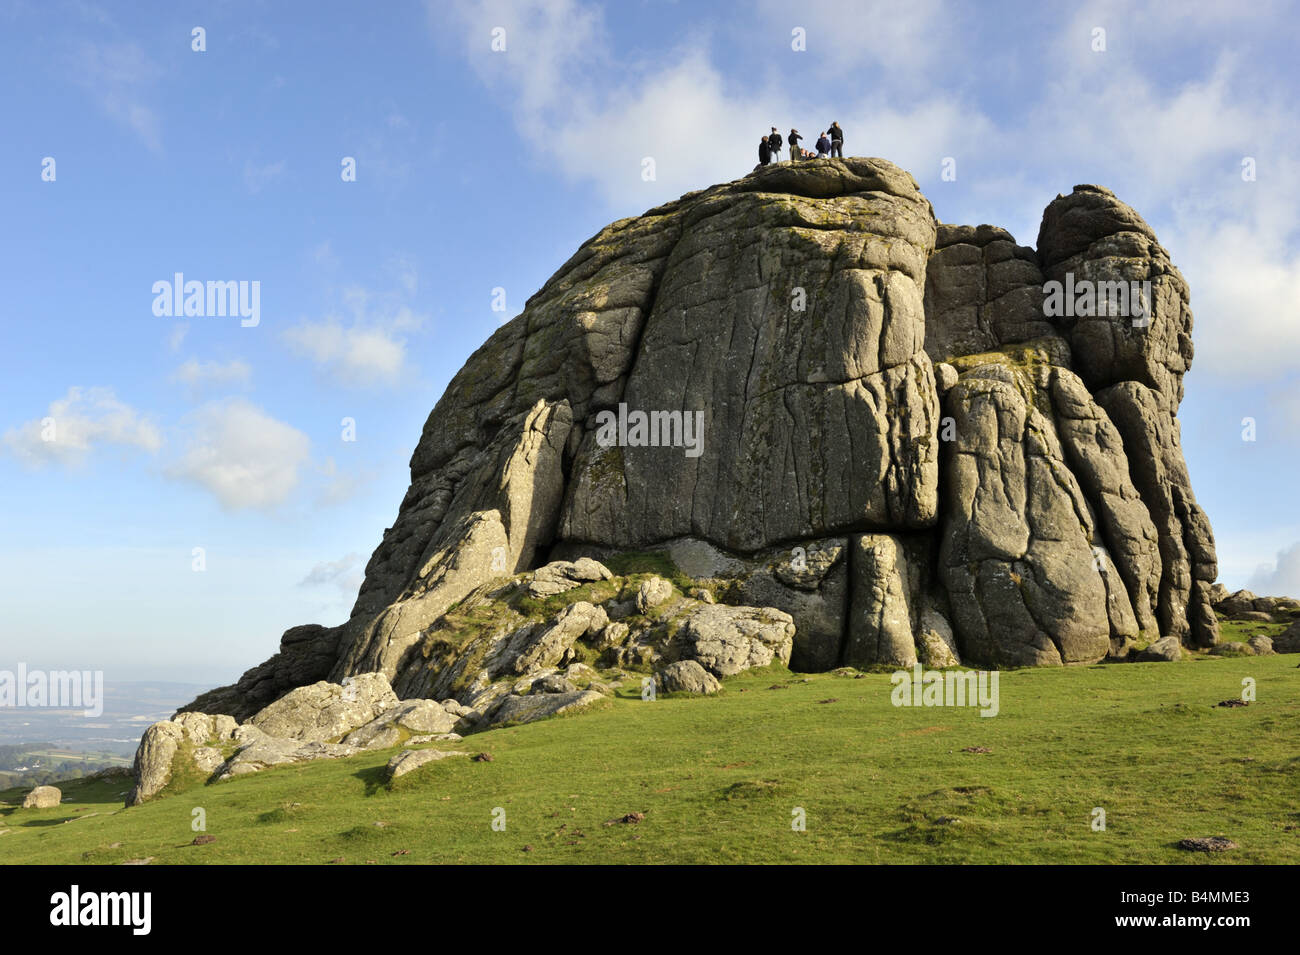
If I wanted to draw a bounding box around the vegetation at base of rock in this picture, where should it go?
[4,654,1296,865]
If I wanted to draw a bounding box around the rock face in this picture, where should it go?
[180,158,1225,723]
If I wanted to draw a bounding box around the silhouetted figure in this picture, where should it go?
[768,127,783,162]
[759,137,772,166]
[787,128,803,160]
[829,121,844,158]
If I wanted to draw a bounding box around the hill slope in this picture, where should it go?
[5,654,1296,865]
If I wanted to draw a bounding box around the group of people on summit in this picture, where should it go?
[758,122,843,165]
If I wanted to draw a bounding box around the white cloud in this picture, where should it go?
[283,263,427,387]
[169,358,252,391]
[2,387,162,466]
[439,0,1299,390]
[166,398,310,511]
[298,551,365,596]
[440,0,988,208]
[754,0,954,78]
[1247,541,1300,597]
[283,319,409,386]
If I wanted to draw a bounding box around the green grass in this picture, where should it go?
[1216,616,1290,644]
[1,654,1297,864]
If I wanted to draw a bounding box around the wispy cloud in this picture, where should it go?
[70,39,163,151]
[170,358,253,393]
[3,387,162,466]
[298,551,365,596]
[283,259,428,388]
[244,159,287,193]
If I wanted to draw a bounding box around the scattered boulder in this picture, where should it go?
[677,604,795,677]
[635,576,674,614]
[1247,635,1275,656]
[215,726,360,780]
[510,602,608,674]
[22,785,61,809]
[1177,836,1237,852]
[385,748,468,781]
[1136,636,1183,662]
[1215,590,1258,618]
[593,621,630,650]
[483,689,606,728]
[527,558,613,597]
[654,660,721,695]
[532,673,578,694]
[1273,622,1300,654]
[342,699,459,750]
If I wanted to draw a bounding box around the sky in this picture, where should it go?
[1,0,1297,684]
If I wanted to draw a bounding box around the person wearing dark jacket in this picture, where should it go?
[828,121,844,158]
[787,129,803,160]
[768,128,783,162]
[759,137,772,166]
[815,132,831,157]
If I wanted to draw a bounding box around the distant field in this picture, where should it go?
[22,750,132,765]
[1,652,1296,865]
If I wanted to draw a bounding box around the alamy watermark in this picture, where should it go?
[0,664,104,718]
[152,273,260,327]
[890,664,999,717]
[1043,274,1150,327]
[594,402,704,458]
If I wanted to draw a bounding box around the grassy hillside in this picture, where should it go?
[1,654,1297,865]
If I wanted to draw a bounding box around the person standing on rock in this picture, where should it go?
[758,136,772,166]
[768,127,783,163]
[828,121,844,158]
[815,131,831,158]
[787,128,803,161]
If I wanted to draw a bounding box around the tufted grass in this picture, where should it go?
[1,653,1297,865]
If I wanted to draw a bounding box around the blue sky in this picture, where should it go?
[2,0,1297,683]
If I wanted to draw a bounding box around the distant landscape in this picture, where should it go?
[0,682,208,787]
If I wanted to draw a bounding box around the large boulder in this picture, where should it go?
[125,712,241,806]
[482,689,607,729]
[126,721,186,806]
[385,748,468,781]
[215,725,360,780]
[655,660,721,695]
[1136,636,1183,662]
[341,699,459,749]
[22,785,61,809]
[247,673,398,743]
[678,604,794,677]
[1273,622,1300,654]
